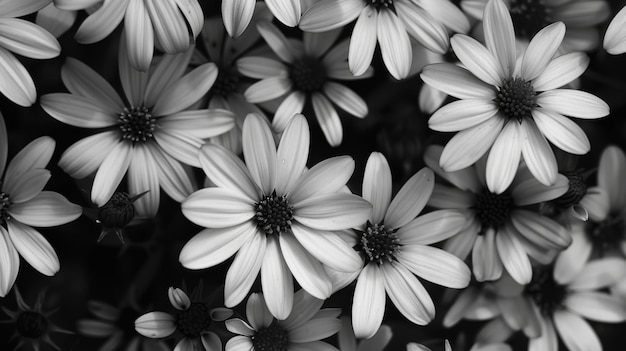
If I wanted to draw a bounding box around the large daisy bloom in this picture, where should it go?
[329,152,471,338]
[604,5,626,54]
[240,21,370,146]
[0,114,82,297]
[40,42,235,217]
[55,0,203,71]
[299,0,469,80]
[178,113,371,319]
[462,0,610,52]
[222,0,314,37]
[224,290,342,351]
[0,0,61,106]
[424,145,571,284]
[421,0,609,194]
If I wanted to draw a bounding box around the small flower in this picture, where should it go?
[179,113,371,320]
[224,290,342,351]
[424,145,571,284]
[0,113,82,297]
[240,21,370,146]
[604,5,626,54]
[300,0,469,79]
[421,0,609,194]
[82,191,149,243]
[40,40,235,217]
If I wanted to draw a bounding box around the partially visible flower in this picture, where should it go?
[337,316,391,351]
[35,1,100,38]
[40,41,235,217]
[421,0,609,193]
[424,145,570,284]
[1,288,71,351]
[0,0,61,106]
[300,0,469,80]
[462,0,610,52]
[55,0,204,71]
[78,300,169,351]
[135,286,231,351]
[240,21,370,146]
[82,191,149,243]
[0,113,83,297]
[328,152,470,338]
[222,0,315,37]
[179,113,371,319]
[224,290,342,351]
[604,5,626,54]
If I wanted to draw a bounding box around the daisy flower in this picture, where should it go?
[78,300,169,351]
[40,41,235,217]
[604,5,626,54]
[56,0,204,71]
[424,145,571,284]
[328,152,471,338]
[222,0,315,38]
[299,0,469,80]
[178,113,371,319]
[0,0,60,106]
[240,21,370,146]
[224,290,342,351]
[0,114,82,297]
[421,0,609,194]
[462,0,610,52]
[135,286,231,351]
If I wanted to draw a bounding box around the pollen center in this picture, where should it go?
[118,106,155,143]
[355,222,401,265]
[252,322,289,351]
[97,192,135,229]
[0,192,11,225]
[553,170,587,208]
[176,302,211,337]
[368,0,394,10]
[475,190,513,234]
[255,191,293,235]
[211,67,240,97]
[494,77,536,123]
[289,57,327,93]
[524,268,566,315]
[16,311,49,339]
[509,0,551,39]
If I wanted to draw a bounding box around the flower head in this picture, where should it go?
[421,0,609,194]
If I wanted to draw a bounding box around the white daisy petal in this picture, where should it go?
[159,109,235,139]
[565,292,626,323]
[0,227,19,297]
[289,317,342,343]
[279,233,332,300]
[91,142,132,207]
[35,3,76,38]
[128,144,159,217]
[118,36,149,106]
[486,121,521,194]
[289,156,354,203]
[124,0,153,72]
[472,228,503,282]
[363,152,392,224]
[382,262,435,325]
[398,245,470,289]
[482,0,516,76]
[144,0,189,54]
[395,1,448,55]
[519,119,557,186]
[226,318,255,336]
[496,227,532,285]
[181,187,255,228]
[529,314,558,351]
[417,0,470,34]
[266,0,301,27]
[536,89,609,119]
[153,127,204,167]
[311,92,343,146]
[511,173,568,206]
[532,52,589,92]
[397,210,467,246]
[261,235,294,320]
[61,57,124,110]
[323,82,367,118]
[443,217,479,260]
[244,76,293,103]
[291,223,362,273]
[510,210,570,250]
[604,5,626,54]
[257,20,295,63]
[7,221,58,276]
[143,49,192,107]
[40,93,118,128]
[385,168,434,228]
[533,108,590,155]
[134,312,176,338]
[293,193,372,230]
[146,146,196,202]
[246,293,273,330]
[273,91,306,132]
[199,143,258,200]
[349,6,378,77]
[423,145,482,193]
[554,229,592,285]
[521,22,565,81]
[377,10,411,80]
[152,62,218,116]
[57,132,118,179]
[303,29,342,58]
[282,290,324,330]
[299,0,362,32]
[237,56,288,79]
[8,191,82,227]
[420,63,496,100]
[553,310,602,351]
[222,0,255,38]
[2,169,49,204]
[74,0,128,44]
[242,113,277,194]
[569,257,626,290]
[225,336,254,351]
[429,99,499,132]
[598,146,626,209]
[352,264,386,339]
[276,114,309,195]
[172,0,203,40]
[224,233,266,308]
[450,34,503,86]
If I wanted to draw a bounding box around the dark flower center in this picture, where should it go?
[368,0,394,11]
[553,170,587,208]
[176,303,212,337]
[355,222,401,265]
[524,267,566,315]
[252,322,289,351]
[211,67,240,97]
[16,311,49,339]
[509,0,552,39]
[494,77,536,123]
[475,190,514,234]
[118,106,156,142]
[97,192,135,229]
[289,57,327,93]
[586,211,625,253]
[255,190,293,235]
[0,192,11,225]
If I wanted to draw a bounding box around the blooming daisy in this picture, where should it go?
[424,145,571,284]
[299,0,469,80]
[0,114,82,297]
[462,0,610,52]
[604,5,626,54]
[0,0,61,106]
[240,20,370,146]
[40,41,235,217]
[135,286,231,351]
[56,0,203,71]
[421,0,609,194]
[222,0,314,38]
[328,152,471,338]
[224,290,342,351]
[178,113,371,319]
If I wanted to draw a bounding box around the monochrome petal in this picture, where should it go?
[199,144,258,200]
[75,0,128,44]
[311,92,343,146]
[482,0,516,76]
[0,47,35,107]
[143,49,192,107]
[291,223,362,273]
[377,10,411,80]
[511,173,568,205]
[521,22,565,81]
[266,0,301,27]
[568,257,626,290]
[289,156,354,203]
[2,169,49,204]
[91,141,132,206]
[323,82,368,118]
[222,0,255,38]
[565,292,626,323]
[520,119,558,186]
[246,293,273,330]
[61,57,124,110]
[554,228,592,285]
[397,210,466,246]
[146,146,195,202]
[154,128,204,167]
[152,62,218,116]
[440,116,504,172]
[242,113,277,194]
[0,227,19,297]
[423,145,481,193]
[224,232,266,308]
[472,228,503,282]
[0,18,59,59]
[420,63,495,100]
[299,0,363,32]
[553,310,602,351]
[7,221,58,276]
[450,34,503,86]
[225,336,254,351]
[429,99,499,132]
[145,0,189,54]
[237,56,288,79]
[398,245,470,289]
[510,210,570,250]
[598,146,626,209]
[40,93,118,128]
[0,0,51,16]
[385,168,434,228]
[533,108,590,155]
[273,91,306,132]
[182,187,255,228]
[294,193,371,230]
[486,120,521,194]
[532,52,589,92]
[536,89,609,119]
[604,5,626,54]
[352,264,386,339]
[362,152,392,224]
[8,191,82,227]
[496,227,532,285]
[349,6,378,77]
[159,109,235,139]
[276,114,309,195]
[279,233,332,300]
[124,0,153,72]
[244,76,293,103]
[135,312,176,338]
[261,235,293,320]
[382,262,435,325]
[257,20,296,63]
[395,1,448,55]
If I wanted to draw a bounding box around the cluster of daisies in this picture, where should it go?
[2,0,626,350]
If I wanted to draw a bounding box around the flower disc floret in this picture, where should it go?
[0,192,11,225]
[118,106,156,142]
[255,190,294,235]
[553,170,587,208]
[98,192,135,229]
[524,268,566,315]
[494,77,536,123]
[475,190,513,233]
[212,68,240,97]
[16,311,49,339]
[356,222,401,264]
[252,322,289,351]
[509,0,552,39]
[176,303,211,337]
[369,0,394,11]
[289,58,327,93]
